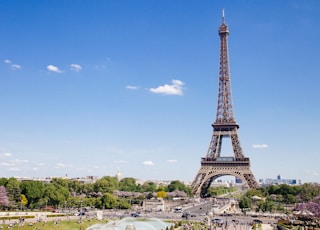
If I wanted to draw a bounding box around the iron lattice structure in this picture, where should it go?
[191,11,259,197]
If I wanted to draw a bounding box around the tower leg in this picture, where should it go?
[191,165,258,197]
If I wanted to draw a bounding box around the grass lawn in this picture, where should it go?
[0,218,211,230]
[0,218,108,230]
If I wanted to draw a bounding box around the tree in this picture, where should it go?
[245,189,264,198]
[118,198,131,209]
[256,198,274,213]
[81,183,94,195]
[239,196,252,210]
[264,185,279,196]
[98,193,118,209]
[285,194,297,204]
[0,186,9,208]
[20,181,44,209]
[156,185,166,192]
[44,184,70,207]
[6,178,21,209]
[94,176,118,194]
[167,180,192,195]
[0,178,8,187]
[66,197,81,208]
[141,182,157,193]
[119,178,138,192]
[157,191,167,199]
[51,178,70,188]
[20,194,28,210]
[82,197,96,208]
[299,183,320,202]
[68,180,82,194]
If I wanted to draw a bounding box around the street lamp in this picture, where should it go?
[224,211,228,230]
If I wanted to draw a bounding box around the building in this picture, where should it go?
[262,175,300,185]
[142,198,165,212]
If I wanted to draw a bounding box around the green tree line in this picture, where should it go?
[238,183,320,215]
[0,177,191,211]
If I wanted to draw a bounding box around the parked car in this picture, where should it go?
[131,213,140,217]
[252,219,263,225]
[181,212,190,218]
[212,218,224,226]
[231,219,239,224]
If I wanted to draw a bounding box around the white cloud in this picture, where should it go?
[4,59,22,70]
[47,65,63,73]
[114,160,128,164]
[55,163,72,169]
[55,163,67,168]
[126,85,139,90]
[8,167,21,171]
[252,144,269,149]
[143,161,154,166]
[0,162,16,166]
[167,159,177,163]
[12,159,29,163]
[0,152,12,157]
[70,64,82,72]
[11,64,22,70]
[149,79,184,95]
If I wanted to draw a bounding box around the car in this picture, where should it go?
[131,213,140,217]
[181,212,190,218]
[252,219,263,224]
[190,214,197,217]
[231,219,239,224]
[212,218,224,226]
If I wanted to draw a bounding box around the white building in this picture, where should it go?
[142,198,165,212]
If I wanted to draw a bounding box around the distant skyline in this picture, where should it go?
[0,1,319,183]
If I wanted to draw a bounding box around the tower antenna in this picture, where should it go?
[222,8,225,23]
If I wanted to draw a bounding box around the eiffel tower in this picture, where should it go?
[191,10,259,197]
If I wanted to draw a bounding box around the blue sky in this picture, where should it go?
[0,0,319,183]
